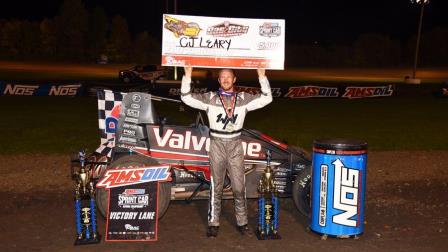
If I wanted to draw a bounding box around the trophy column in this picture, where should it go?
[72,150,102,245]
[257,150,281,240]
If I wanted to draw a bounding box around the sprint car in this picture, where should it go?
[119,65,167,83]
[92,92,312,219]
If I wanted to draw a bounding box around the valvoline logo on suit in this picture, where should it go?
[310,152,367,236]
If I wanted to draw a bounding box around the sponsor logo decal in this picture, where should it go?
[122,123,138,130]
[257,41,280,50]
[234,86,282,97]
[216,113,238,130]
[122,129,136,137]
[97,165,170,189]
[126,109,140,118]
[117,143,136,149]
[3,84,38,95]
[48,84,81,96]
[124,189,145,194]
[118,189,149,209]
[319,165,328,226]
[168,87,208,96]
[131,103,141,109]
[284,86,339,98]
[332,159,359,227]
[151,128,262,158]
[105,105,121,134]
[164,15,201,38]
[273,181,287,186]
[153,128,210,152]
[125,224,140,231]
[164,56,186,66]
[119,136,137,143]
[178,170,196,179]
[132,94,141,103]
[207,21,249,37]
[343,85,393,99]
[259,22,281,37]
[124,117,139,124]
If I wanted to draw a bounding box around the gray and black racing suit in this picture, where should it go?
[181,75,272,227]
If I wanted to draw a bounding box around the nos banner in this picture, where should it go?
[161,14,285,70]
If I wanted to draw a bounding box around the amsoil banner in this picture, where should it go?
[142,83,396,99]
[161,14,285,70]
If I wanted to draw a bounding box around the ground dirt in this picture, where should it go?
[0,151,447,252]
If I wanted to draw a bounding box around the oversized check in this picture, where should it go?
[161,14,285,70]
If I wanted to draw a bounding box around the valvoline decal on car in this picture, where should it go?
[105,105,121,134]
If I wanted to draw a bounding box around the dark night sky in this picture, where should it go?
[1,0,447,44]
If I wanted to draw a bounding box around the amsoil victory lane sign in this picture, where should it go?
[162,14,285,70]
[97,165,171,242]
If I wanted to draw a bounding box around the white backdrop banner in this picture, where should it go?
[161,14,285,70]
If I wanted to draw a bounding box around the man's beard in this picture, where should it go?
[221,83,233,91]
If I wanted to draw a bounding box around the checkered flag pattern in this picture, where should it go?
[95,89,126,157]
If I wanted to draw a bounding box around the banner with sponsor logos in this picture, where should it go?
[0,82,84,96]
[137,82,396,99]
[161,14,285,70]
[96,165,171,242]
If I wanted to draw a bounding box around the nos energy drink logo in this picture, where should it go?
[105,105,121,134]
[332,159,360,227]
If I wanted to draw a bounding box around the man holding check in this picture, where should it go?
[181,66,273,237]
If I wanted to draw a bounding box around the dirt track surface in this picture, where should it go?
[1,151,447,252]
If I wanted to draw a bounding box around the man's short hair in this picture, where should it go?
[218,68,235,77]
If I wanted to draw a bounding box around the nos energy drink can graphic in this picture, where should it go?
[310,139,367,237]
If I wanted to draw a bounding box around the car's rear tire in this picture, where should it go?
[95,154,172,220]
[292,163,311,217]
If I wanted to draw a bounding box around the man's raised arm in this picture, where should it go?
[181,66,209,111]
[245,68,273,112]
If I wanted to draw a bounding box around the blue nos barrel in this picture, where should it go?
[310,139,367,237]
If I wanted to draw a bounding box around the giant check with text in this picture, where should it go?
[162,14,285,70]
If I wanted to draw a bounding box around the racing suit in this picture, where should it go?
[181,75,273,227]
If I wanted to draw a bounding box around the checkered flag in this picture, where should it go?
[95,89,127,157]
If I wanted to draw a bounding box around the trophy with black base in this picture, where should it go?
[257,150,281,240]
[71,150,101,245]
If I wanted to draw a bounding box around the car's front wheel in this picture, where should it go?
[292,162,312,217]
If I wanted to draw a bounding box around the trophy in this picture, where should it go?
[71,150,101,245]
[257,150,281,240]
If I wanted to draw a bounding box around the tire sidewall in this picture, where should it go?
[292,164,312,218]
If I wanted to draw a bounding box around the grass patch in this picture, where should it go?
[246,97,448,150]
[0,95,447,154]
